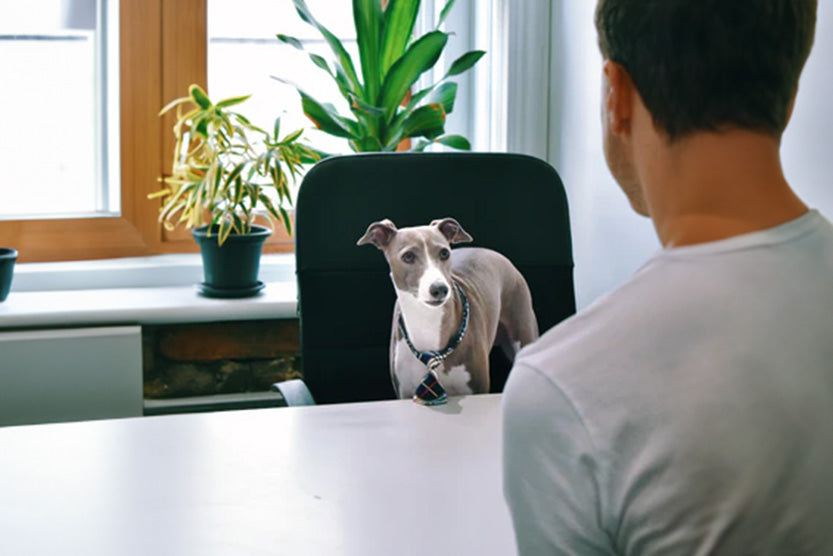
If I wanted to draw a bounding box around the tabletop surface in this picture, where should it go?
[0,394,516,556]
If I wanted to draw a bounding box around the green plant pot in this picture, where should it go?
[0,248,17,303]
[191,225,271,298]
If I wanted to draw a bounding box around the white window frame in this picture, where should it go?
[418,0,555,157]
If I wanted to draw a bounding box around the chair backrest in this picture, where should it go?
[295,152,575,404]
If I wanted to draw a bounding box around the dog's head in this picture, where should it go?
[358,217,473,307]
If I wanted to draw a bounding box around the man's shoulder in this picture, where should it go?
[518,210,833,381]
[510,210,833,424]
[517,261,666,378]
[509,243,755,410]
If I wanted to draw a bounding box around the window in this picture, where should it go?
[208,0,356,159]
[0,0,119,220]
[1,0,490,262]
[207,0,489,155]
[0,0,206,262]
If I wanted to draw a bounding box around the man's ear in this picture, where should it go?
[603,60,635,135]
[431,217,473,244]
[357,219,398,249]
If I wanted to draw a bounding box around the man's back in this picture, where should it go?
[503,210,833,554]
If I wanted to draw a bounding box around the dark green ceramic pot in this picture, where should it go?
[0,248,17,303]
[191,225,271,298]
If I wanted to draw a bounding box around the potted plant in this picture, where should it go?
[275,0,485,152]
[152,84,321,298]
[0,247,16,303]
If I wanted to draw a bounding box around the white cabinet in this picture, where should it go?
[0,326,142,426]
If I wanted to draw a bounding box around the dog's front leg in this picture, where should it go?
[456,349,490,395]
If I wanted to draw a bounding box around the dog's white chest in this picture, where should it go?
[392,339,473,398]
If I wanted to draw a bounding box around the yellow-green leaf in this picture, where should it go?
[216,94,252,108]
[189,84,212,109]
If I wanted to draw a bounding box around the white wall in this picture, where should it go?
[548,1,656,310]
[547,1,833,310]
[781,2,833,214]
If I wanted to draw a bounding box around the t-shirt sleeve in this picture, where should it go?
[502,363,611,555]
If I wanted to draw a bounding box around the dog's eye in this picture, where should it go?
[439,248,450,261]
[402,251,416,264]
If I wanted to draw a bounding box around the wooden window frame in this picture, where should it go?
[2,0,291,263]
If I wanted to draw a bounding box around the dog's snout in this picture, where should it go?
[429,282,449,300]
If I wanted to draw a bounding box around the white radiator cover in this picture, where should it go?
[0,326,142,426]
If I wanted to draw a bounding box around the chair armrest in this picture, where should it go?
[271,378,317,406]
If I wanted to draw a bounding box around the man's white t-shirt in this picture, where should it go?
[503,210,833,555]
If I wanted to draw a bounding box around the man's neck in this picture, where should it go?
[640,129,808,248]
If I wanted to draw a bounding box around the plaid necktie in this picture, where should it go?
[413,369,448,405]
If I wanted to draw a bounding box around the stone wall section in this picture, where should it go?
[143,319,301,399]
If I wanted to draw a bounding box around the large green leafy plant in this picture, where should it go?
[276,0,485,152]
[151,84,320,245]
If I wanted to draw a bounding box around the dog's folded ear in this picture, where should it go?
[431,217,474,244]
[357,219,398,249]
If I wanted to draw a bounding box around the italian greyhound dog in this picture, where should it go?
[357,217,539,403]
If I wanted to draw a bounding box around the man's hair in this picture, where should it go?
[595,0,817,140]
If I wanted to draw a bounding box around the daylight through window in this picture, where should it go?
[0,0,119,220]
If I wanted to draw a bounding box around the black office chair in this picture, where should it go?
[284,152,575,405]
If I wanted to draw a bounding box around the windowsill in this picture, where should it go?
[0,254,298,329]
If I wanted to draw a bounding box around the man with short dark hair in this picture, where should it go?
[502,1,833,554]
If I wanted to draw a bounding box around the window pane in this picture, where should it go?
[207,0,357,160]
[0,0,119,220]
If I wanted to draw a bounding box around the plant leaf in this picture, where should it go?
[233,211,247,235]
[234,113,253,126]
[404,85,435,110]
[280,128,304,145]
[300,92,358,138]
[234,175,244,206]
[348,93,385,117]
[401,103,446,139]
[298,145,328,164]
[291,0,362,92]
[212,161,223,199]
[215,94,251,108]
[218,217,232,245]
[332,66,357,98]
[445,50,486,77]
[270,75,300,89]
[351,136,384,152]
[276,33,304,50]
[159,95,193,116]
[279,206,293,235]
[379,30,448,120]
[412,139,431,152]
[428,81,457,114]
[223,162,247,202]
[436,0,457,29]
[259,192,280,222]
[273,72,353,124]
[309,53,331,74]
[194,117,209,138]
[380,0,420,77]
[189,84,212,109]
[353,0,383,102]
[273,117,281,142]
[435,134,471,150]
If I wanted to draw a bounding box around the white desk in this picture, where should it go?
[0,394,516,556]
